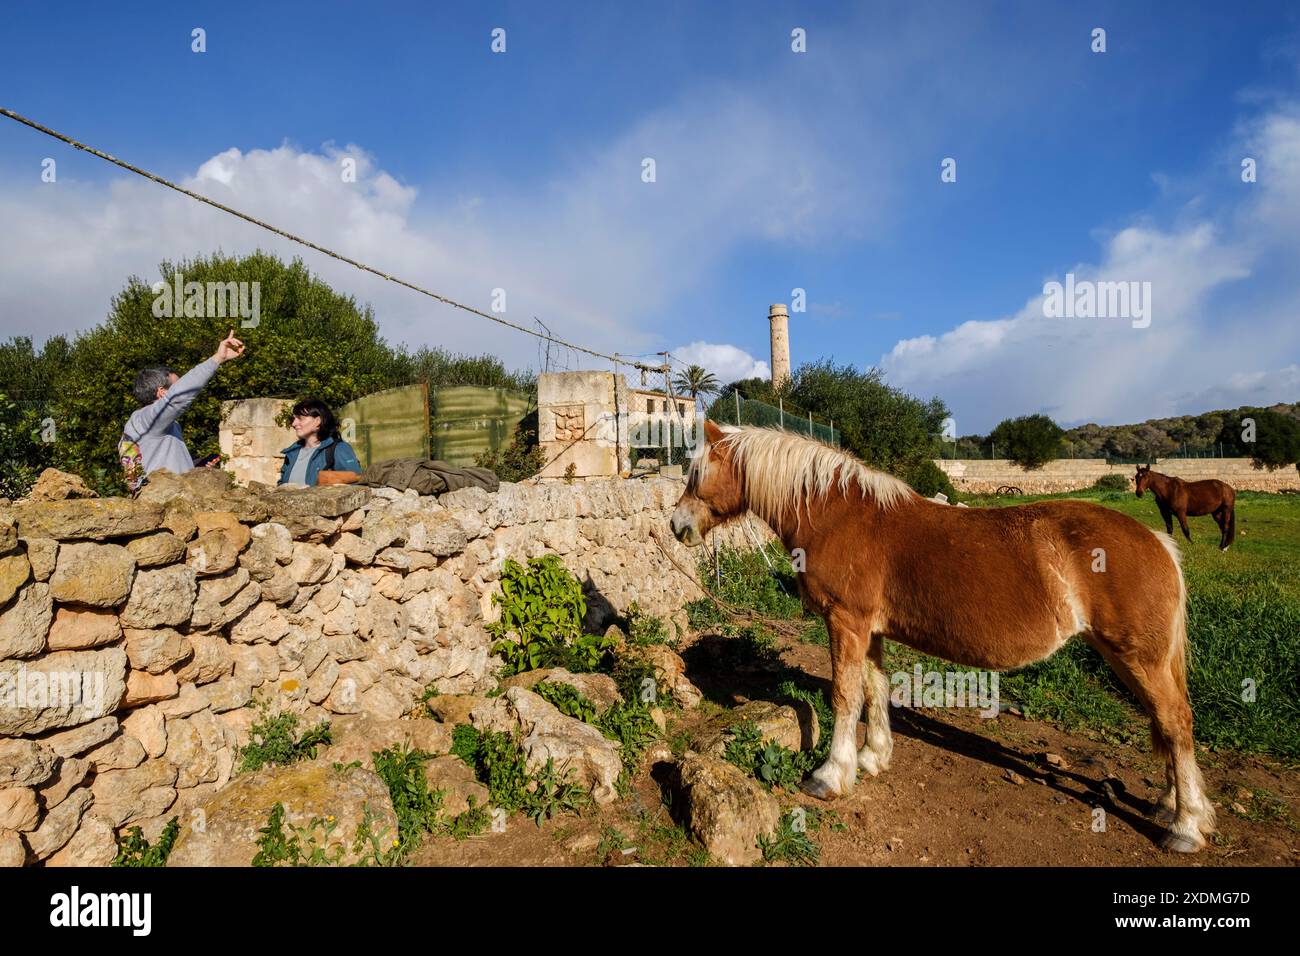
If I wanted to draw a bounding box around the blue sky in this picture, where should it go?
[2,0,1298,432]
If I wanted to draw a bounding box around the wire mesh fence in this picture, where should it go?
[719,393,840,446]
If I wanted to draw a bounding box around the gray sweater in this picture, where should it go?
[123,358,219,477]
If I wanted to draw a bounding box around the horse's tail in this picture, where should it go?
[1225,499,1236,548]
[1149,528,1190,702]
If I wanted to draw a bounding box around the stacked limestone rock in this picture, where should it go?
[0,468,704,867]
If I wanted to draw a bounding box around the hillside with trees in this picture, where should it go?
[951,403,1300,468]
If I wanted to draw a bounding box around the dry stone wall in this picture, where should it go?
[936,457,1300,495]
[0,468,707,866]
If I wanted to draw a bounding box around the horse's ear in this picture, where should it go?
[703,420,726,444]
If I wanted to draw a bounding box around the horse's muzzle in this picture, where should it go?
[670,506,703,547]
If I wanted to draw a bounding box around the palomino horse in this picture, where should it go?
[671,421,1216,852]
[1135,465,1236,551]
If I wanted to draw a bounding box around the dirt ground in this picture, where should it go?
[412,630,1300,867]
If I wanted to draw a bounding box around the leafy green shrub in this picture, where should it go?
[688,543,830,645]
[1217,408,1300,470]
[988,414,1065,470]
[721,719,809,790]
[444,798,490,839]
[722,720,764,771]
[596,700,662,789]
[690,543,804,622]
[349,806,407,866]
[900,458,957,499]
[252,803,350,867]
[112,817,180,867]
[237,708,332,773]
[0,392,51,500]
[758,809,822,866]
[611,655,664,708]
[1093,473,1130,492]
[474,411,547,483]
[521,758,591,825]
[777,680,834,765]
[488,555,590,675]
[554,630,617,674]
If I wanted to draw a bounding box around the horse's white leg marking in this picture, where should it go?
[858,647,892,775]
[1152,763,1178,825]
[810,681,863,797]
[1164,744,1213,852]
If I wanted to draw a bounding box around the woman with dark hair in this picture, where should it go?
[278,397,362,486]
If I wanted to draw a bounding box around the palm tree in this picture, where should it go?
[672,365,720,401]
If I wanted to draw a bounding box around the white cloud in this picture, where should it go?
[672,341,770,384]
[879,102,1300,432]
[0,83,896,375]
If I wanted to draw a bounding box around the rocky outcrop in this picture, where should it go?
[505,687,623,804]
[25,468,97,503]
[165,762,398,867]
[673,754,781,867]
[690,701,808,759]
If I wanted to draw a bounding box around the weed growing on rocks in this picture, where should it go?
[450,723,590,824]
[112,817,180,867]
[238,705,332,773]
[535,680,599,722]
[489,554,616,675]
[625,602,674,648]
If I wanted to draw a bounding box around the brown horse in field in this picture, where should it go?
[1135,465,1236,551]
[671,421,1216,852]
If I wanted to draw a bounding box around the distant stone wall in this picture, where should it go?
[935,457,1300,495]
[0,470,713,866]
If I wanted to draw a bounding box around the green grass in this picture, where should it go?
[600,811,715,867]
[758,808,825,866]
[697,491,1300,761]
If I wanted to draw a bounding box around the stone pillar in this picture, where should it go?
[537,371,631,478]
[218,398,295,486]
[769,303,791,389]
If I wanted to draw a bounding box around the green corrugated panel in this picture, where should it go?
[338,384,430,469]
[338,383,534,469]
[429,385,534,465]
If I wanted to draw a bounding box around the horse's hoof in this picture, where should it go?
[857,750,882,777]
[1150,805,1176,826]
[800,778,839,801]
[1160,831,1204,853]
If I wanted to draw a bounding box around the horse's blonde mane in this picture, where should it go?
[689,425,915,528]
